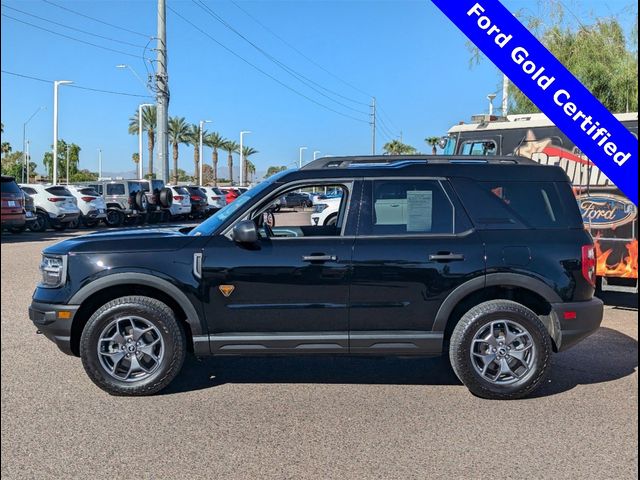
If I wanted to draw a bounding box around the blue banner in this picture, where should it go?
[432,0,638,205]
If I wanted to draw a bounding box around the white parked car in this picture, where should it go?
[166,185,192,219]
[66,185,107,228]
[199,186,227,211]
[310,196,341,226]
[19,184,81,232]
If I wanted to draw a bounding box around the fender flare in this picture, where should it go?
[69,272,205,337]
[432,273,562,332]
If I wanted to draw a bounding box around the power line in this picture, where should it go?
[1,70,154,98]
[41,0,151,39]
[3,5,146,49]
[229,0,372,100]
[2,13,142,59]
[376,114,398,139]
[377,103,400,132]
[167,5,369,124]
[192,0,370,115]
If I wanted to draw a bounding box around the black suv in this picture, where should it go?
[29,156,603,398]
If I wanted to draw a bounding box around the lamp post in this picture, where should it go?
[313,150,321,161]
[66,145,70,184]
[25,141,31,182]
[299,146,307,168]
[22,106,45,183]
[137,103,154,179]
[98,149,102,179]
[52,80,73,185]
[116,64,149,91]
[239,130,251,186]
[198,120,212,185]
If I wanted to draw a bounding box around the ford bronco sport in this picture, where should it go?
[29,156,603,398]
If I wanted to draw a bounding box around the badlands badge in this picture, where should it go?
[218,285,235,297]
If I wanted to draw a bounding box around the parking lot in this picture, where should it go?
[1,213,638,479]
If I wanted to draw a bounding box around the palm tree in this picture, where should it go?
[241,146,258,185]
[187,123,208,181]
[204,132,226,186]
[425,136,440,155]
[168,117,190,183]
[1,141,12,158]
[128,105,157,177]
[223,140,239,184]
[132,152,140,166]
[382,139,416,155]
[246,160,256,183]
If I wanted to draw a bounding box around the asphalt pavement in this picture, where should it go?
[1,225,638,479]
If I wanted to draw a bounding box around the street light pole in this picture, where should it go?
[66,145,70,184]
[116,64,149,91]
[22,106,45,183]
[138,103,154,179]
[313,150,321,161]
[239,130,251,186]
[299,146,307,168]
[198,120,212,185]
[98,149,102,179]
[52,80,73,185]
[25,141,30,182]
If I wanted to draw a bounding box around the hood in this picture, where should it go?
[44,226,197,255]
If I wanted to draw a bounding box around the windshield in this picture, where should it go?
[189,171,288,236]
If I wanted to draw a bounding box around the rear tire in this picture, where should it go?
[28,211,49,232]
[449,300,551,400]
[80,296,186,396]
[104,210,124,227]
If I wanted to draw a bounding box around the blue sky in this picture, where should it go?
[1,0,636,179]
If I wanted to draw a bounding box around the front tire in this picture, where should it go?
[449,300,551,400]
[80,296,186,396]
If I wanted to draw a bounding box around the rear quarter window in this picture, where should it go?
[79,188,100,196]
[106,184,126,196]
[45,186,73,197]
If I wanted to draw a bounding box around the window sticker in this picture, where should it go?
[406,191,433,232]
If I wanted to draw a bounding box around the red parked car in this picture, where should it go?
[1,176,26,232]
[224,188,240,204]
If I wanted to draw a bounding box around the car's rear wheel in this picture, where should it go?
[80,296,186,396]
[104,209,124,227]
[449,300,551,400]
[28,212,49,232]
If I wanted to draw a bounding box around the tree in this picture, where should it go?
[223,140,239,184]
[265,165,286,178]
[132,152,140,166]
[128,105,156,177]
[187,123,207,181]
[1,150,36,180]
[168,116,190,183]
[2,142,12,158]
[204,132,226,186]
[246,160,256,182]
[241,146,258,185]
[70,169,98,182]
[424,136,440,155]
[42,140,81,181]
[201,164,216,185]
[382,139,417,155]
[468,3,638,114]
[169,168,192,182]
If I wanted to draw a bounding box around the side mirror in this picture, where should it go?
[233,220,259,244]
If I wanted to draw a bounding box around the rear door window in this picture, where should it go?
[461,140,497,156]
[106,184,125,196]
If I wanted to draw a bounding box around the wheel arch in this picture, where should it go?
[68,273,207,356]
[434,273,562,351]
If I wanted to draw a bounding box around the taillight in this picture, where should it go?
[48,197,66,202]
[81,196,96,202]
[190,195,201,201]
[582,244,596,286]
[173,195,184,201]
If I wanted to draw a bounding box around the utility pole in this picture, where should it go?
[25,141,30,182]
[156,0,169,182]
[66,145,70,184]
[501,74,509,116]
[98,149,102,179]
[370,97,376,155]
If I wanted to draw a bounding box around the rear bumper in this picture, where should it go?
[48,212,80,224]
[29,301,79,356]
[84,209,107,219]
[551,298,604,352]
[1,215,26,227]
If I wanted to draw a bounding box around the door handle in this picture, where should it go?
[302,254,338,262]
[429,253,465,262]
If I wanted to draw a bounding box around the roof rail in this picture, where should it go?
[301,155,536,170]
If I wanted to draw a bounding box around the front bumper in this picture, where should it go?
[551,297,604,351]
[29,301,80,356]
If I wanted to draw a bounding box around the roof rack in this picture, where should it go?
[300,155,537,170]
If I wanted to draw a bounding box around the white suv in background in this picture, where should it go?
[66,185,107,228]
[200,186,227,211]
[310,196,341,226]
[19,184,81,232]
[167,185,192,219]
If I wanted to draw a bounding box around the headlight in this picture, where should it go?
[39,255,68,288]
[313,204,328,213]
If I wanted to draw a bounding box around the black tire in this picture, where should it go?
[9,224,27,233]
[67,217,81,229]
[135,192,148,212]
[159,188,173,208]
[324,213,338,226]
[449,300,551,400]
[28,211,49,232]
[84,219,99,228]
[80,296,186,396]
[104,209,124,227]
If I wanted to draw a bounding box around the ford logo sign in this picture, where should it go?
[578,194,637,229]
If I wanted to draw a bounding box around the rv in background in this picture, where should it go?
[444,112,638,293]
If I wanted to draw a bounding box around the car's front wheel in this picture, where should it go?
[449,300,551,400]
[80,296,186,396]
